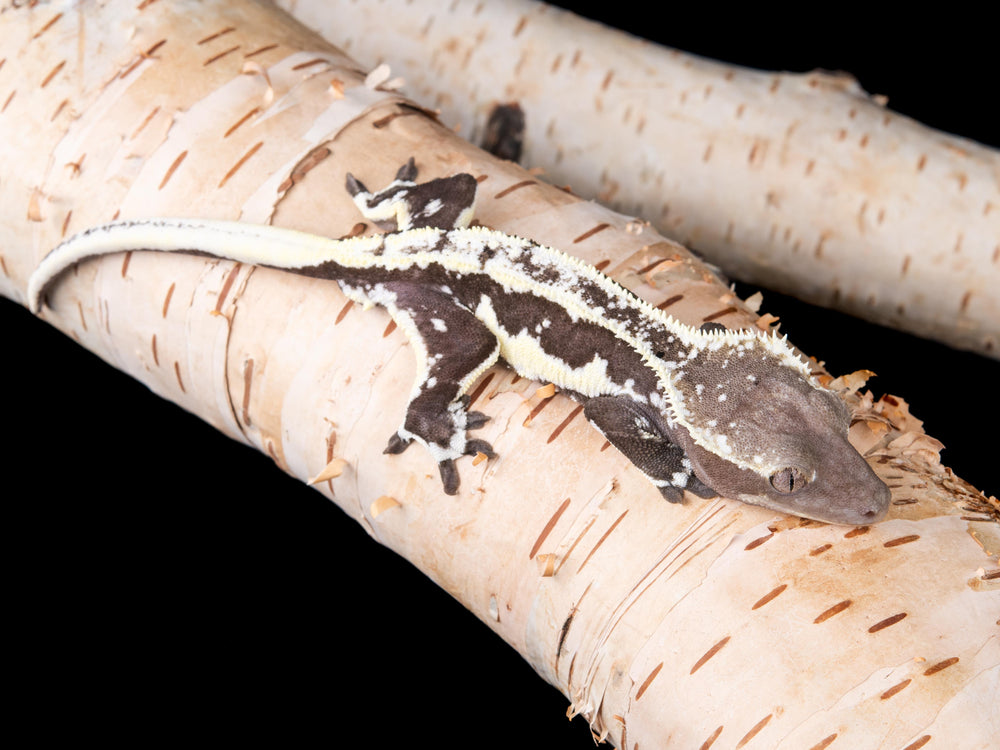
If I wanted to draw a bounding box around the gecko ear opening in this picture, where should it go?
[769,467,810,494]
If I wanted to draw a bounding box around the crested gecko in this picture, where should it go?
[28,159,890,525]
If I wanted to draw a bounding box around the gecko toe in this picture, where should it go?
[658,485,687,504]
[464,438,496,459]
[438,459,460,495]
[465,410,490,430]
[685,475,718,499]
[345,173,368,197]
[396,157,418,182]
[384,432,412,455]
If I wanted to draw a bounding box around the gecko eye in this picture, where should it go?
[769,467,810,494]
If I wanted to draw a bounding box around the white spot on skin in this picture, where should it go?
[717,393,727,402]
[716,434,731,454]
[431,318,448,332]
[671,471,689,487]
[421,198,443,217]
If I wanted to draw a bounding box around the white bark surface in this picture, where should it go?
[277,0,1000,359]
[2,2,996,748]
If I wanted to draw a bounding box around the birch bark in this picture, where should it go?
[2,2,996,748]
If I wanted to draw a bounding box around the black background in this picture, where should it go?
[6,5,996,745]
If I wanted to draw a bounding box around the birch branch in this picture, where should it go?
[2,2,997,749]
[276,0,1000,359]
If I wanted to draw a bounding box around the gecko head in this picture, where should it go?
[669,352,890,525]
